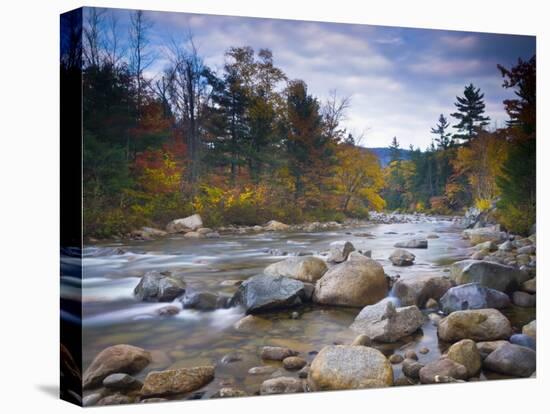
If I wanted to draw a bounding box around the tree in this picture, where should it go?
[129,10,153,121]
[450,83,490,143]
[284,80,334,208]
[431,114,453,150]
[333,145,385,214]
[389,136,401,162]
[496,56,536,234]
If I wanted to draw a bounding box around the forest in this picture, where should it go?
[61,10,536,238]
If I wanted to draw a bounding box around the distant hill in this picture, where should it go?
[365,147,412,167]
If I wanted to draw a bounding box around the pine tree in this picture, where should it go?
[450,83,490,143]
[431,114,453,149]
[389,136,401,162]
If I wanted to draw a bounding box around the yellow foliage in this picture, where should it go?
[474,198,492,212]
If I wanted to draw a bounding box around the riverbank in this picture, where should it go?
[62,213,536,406]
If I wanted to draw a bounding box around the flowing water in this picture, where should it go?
[61,216,532,399]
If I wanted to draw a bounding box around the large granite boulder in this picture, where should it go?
[350,298,424,342]
[308,345,393,391]
[264,220,290,231]
[140,366,215,397]
[438,309,512,343]
[392,274,452,307]
[439,283,510,314]
[264,256,327,283]
[83,344,151,389]
[483,343,536,377]
[166,214,203,233]
[313,259,388,307]
[231,274,308,314]
[449,260,528,292]
[134,271,186,302]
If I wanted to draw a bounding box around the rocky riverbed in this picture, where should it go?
[61,213,536,406]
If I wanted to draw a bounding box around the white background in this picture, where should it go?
[0,0,547,412]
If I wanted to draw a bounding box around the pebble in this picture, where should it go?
[389,354,404,364]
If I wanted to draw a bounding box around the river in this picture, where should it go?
[61,215,534,400]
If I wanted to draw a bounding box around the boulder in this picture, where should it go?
[350,298,424,342]
[231,274,307,314]
[510,334,536,350]
[283,356,307,370]
[83,344,151,389]
[264,256,328,283]
[140,366,215,397]
[394,239,428,249]
[449,260,528,292]
[102,373,142,390]
[474,241,497,252]
[419,358,468,384]
[497,240,514,251]
[264,220,290,231]
[402,358,424,379]
[512,291,536,307]
[446,339,481,377]
[389,249,415,266]
[131,227,167,240]
[183,231,202,238]
[260,346,299,361]
[327,241,355,263]
[463,227,506,245]
[522,320,536,339]
[134,271,186,302]
[438,309,512,343]
[181,291,224,311]
[426,233,439,239]
[483,343,536,377]
[166,214,203,233]
[307,345,393,391]
[313,259,388,307]
[392,274,452,307]
[439,283,510,314]
[96,393,133,405]
[260,377,304,395]
[476,340,509,359]
[517,245,536,255]
[520,278,536,294]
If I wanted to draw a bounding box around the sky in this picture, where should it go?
[92,7,535,150]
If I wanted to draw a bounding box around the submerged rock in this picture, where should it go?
[181,291,225,311]
[449,260,528,292]
[350,298,424,342]
[140,366,215,397]
[260,346,299,361]
[483,343,536,377]
[394,239,428,249]
[389,249,415,266]
[233,315,273,332]
[438,309,512,343]
[392,274,452,307]
[313,259,388,307]
[402,358,424,379]
[231,274,308,314]
[260,377,304,395]
[134,271,186,302]
[83,344,151,390]
[308,345,393,391]
[439,283,510,314]
[264,256,328,283]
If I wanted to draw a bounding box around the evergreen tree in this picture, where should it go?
[389,136,401,162]
[431,114,453,149]
[450,83,490,143]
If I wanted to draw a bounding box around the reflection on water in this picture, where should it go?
[60,218,533,398]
